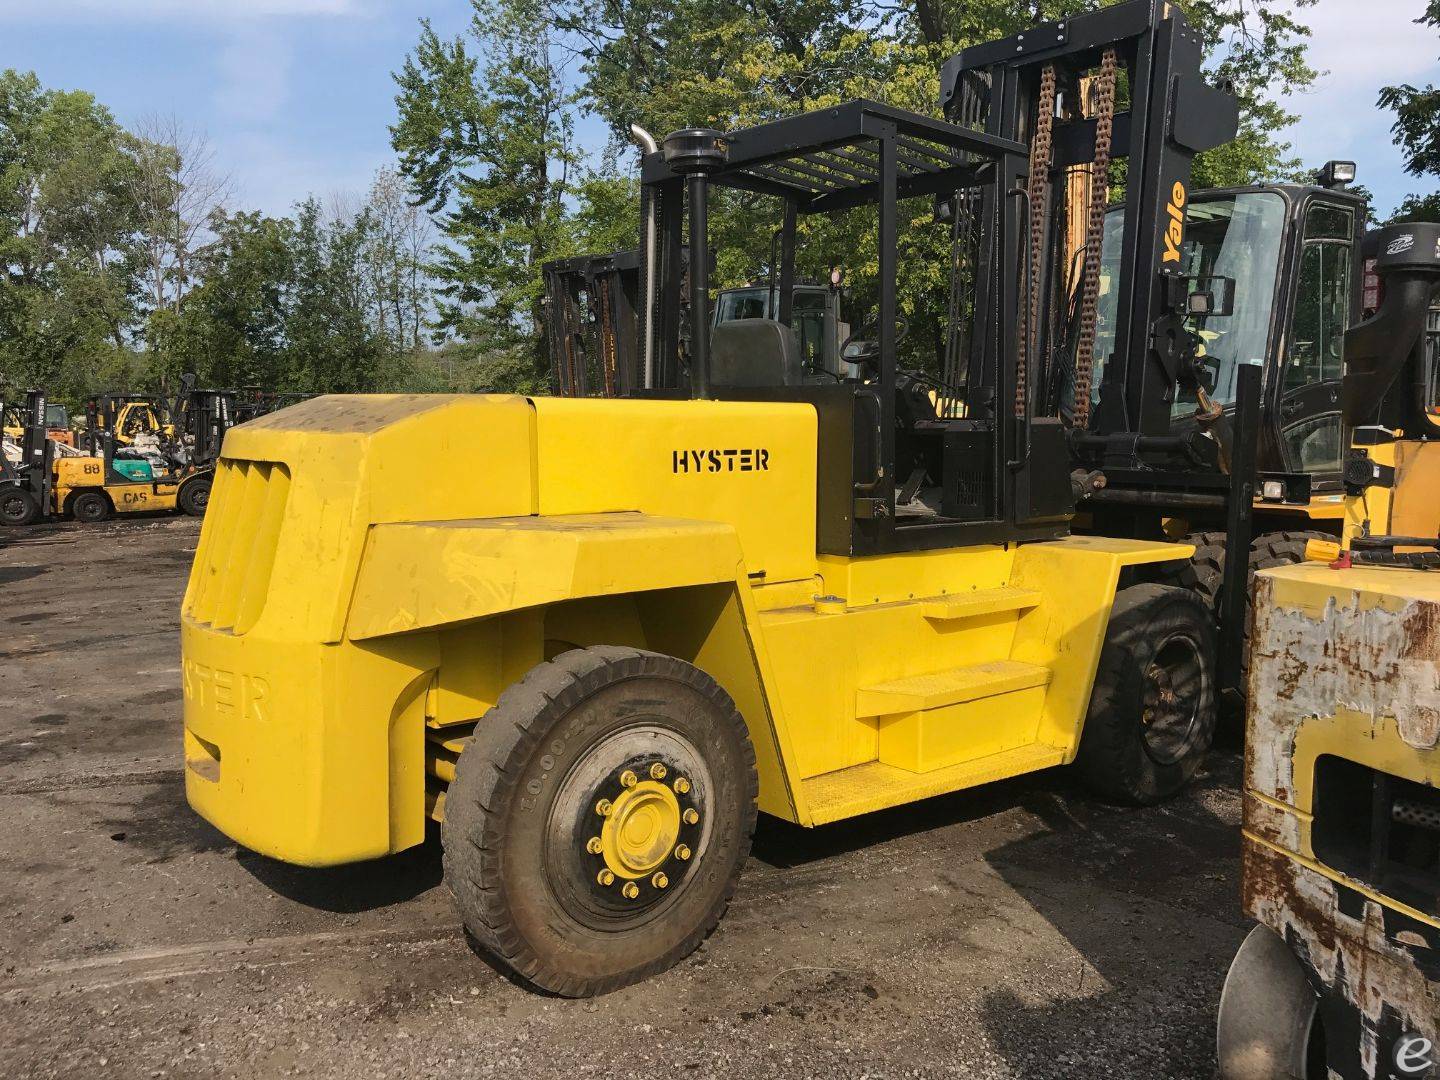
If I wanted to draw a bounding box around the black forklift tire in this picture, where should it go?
[178,476,212,517]
[0,486,40,527]
[1150,530,1227,606]
[442,646,758,997]
[1075,584,1217,805]
[71,490,112,524]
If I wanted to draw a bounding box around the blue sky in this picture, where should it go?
[3,0,1438,217]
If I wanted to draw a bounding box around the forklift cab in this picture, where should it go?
[639,100,1061,557]
[713,281,852,380]
[1091,180,1366,489]
[639,1,1238,558]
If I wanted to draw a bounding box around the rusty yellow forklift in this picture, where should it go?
[183,0,1241,995]
[1217,221,1440,1078]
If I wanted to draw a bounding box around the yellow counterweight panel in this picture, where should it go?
[751,535,1193,821]
[182,624,439,866]
[346,513,744,639]
[1246,562,1440,934]
[192,394,539,643]
[1344,440,1440,545]
[1010,535,1195,755]
[530,397,819,585]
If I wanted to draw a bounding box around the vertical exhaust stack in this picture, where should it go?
[660,128,729,400]
[631,124,660,389]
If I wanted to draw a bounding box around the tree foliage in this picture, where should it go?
[2,3,1326,404]
[1378,1,1440,221]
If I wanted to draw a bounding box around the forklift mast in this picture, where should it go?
[940,0,1239,445]
[543,249,642,397]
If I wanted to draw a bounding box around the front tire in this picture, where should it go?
[1076,584,1217,804]
[442,646,758,997]
[0,486,39,526]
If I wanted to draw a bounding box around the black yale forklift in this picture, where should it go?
[183,0,1248,996]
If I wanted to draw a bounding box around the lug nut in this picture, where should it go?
[674,844,691,861]
[586,836,603,855]
[649,762,667,780]
[597,869,615,886]
[621,881,640,899]
[620,770,638,789]
[673,776,691,795]
[595,798,613,817]
[683,808,699,825]
[652,872,669,889]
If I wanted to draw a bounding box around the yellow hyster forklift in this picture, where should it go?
[1217,222,1440,1078]
[184,0,1246,995]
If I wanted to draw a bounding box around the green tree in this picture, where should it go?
[0,70,148,397]
[392,0,582,372]
[163,209,294,389]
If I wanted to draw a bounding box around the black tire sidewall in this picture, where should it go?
[73,492,109,522]
[179,478,211,516]
[0,487,38,526]
[444,649,757,994]
[1078,585,1217,804]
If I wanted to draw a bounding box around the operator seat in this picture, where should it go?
[710,319,804,387]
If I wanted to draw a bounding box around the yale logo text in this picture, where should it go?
[672,448,771,474]
[1162,180,1186,263]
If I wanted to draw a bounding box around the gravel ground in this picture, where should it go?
[0,516,1247,1079]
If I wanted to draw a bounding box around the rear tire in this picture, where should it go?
[0,486,39,526]
[71,490,111,523]
[1076,584,1217,804]
[442,646,758,997]
[178,476,211,517]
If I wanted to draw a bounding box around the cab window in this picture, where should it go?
[1284,202,1353,394]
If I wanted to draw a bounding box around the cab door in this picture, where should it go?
[1276,199,1357,483]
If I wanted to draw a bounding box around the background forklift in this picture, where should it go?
[183,0,1236,997]
[543,249,853,395]
[1216,222,1440,1079]
[59,384,223,522]
[81,393,174,450]
[0,390,55,526]
[3,396,74,448]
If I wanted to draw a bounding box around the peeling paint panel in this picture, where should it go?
[1244,564,1440,1079]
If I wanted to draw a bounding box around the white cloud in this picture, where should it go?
[219,130,377,217]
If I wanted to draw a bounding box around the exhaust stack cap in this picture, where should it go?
[661,128,729,175]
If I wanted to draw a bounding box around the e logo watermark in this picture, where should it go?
[1394,1033,1436,1078]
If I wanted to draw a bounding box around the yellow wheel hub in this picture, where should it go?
[599,780,681,879]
